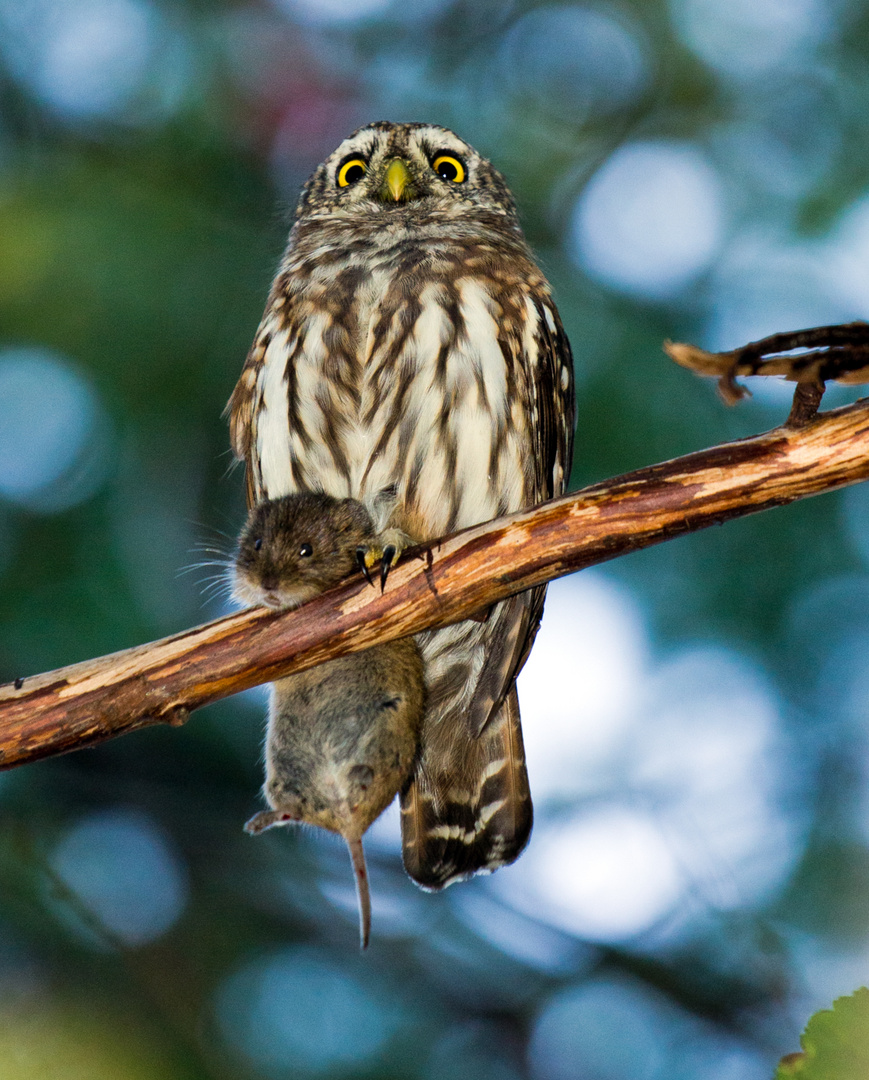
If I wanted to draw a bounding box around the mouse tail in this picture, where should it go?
[346,836,371,950]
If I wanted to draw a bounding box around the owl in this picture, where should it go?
[228,122,575,890]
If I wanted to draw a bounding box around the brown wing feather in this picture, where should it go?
[532,294,576,501]
[225,337,264,510]
[462,290,576,738]
[464,592,534,738]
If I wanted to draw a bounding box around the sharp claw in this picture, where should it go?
[380,545,396,593]
[356,547,375,588]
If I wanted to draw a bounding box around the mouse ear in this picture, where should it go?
[244,810,299,834]
[338,497,373,531]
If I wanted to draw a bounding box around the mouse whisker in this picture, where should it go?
[188,544,234,559]
[199,572,234,593]
[199,583,236,609]
[176,559,232,576]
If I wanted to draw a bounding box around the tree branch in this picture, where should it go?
[665,321,869,404]
[3,395,869,771]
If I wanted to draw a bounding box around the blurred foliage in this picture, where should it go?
[776,988,869,1079]
[2,0,869,1078]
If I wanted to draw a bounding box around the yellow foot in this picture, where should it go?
[355,528,409,592]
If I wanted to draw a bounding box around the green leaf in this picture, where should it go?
[775,988,869,1079]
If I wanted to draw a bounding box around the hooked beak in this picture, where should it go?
[380,158,415,202]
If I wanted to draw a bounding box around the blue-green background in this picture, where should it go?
[1,0,869,1076]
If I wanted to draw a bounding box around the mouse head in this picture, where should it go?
[233,492,375,609]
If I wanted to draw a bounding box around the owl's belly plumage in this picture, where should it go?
[252,251,538,542]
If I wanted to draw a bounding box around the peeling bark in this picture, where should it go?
[2,395,869,770]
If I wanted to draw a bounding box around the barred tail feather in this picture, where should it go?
[400,687,532,890]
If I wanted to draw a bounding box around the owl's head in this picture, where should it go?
[296,122,519,226]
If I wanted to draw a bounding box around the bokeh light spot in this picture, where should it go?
[50,808,189,947]
[518,572,647,798]
[216,947,401,1075]
[530,977,672,1080]
[571,140,726,299]
[0,346,108,511]
[508,629,804,942]
[497,804,684,941]
[823,194,869,318]
[632,647,807,910]
[670,0,834,79]
[270,0,392,26]
[501,6,648,123]
[705,229,861,354]
[0,0,164,121]
[530,976,769,1079]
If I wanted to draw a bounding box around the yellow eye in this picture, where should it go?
[432,155,465,183]
[337,159,367,187]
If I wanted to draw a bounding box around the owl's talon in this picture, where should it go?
[380,545,397,592]
[358,530,407,593]
[356,546,375,588]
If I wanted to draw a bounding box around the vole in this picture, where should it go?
[233,493,425,948]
